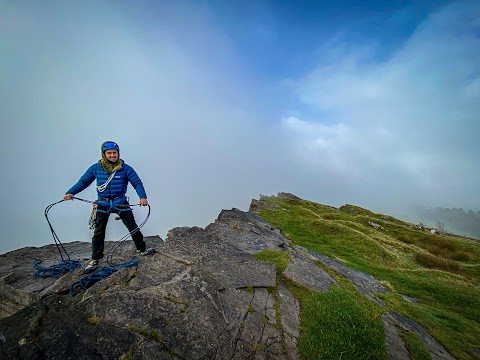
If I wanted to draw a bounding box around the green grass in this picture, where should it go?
[400,331,432,360]
[293,283,387,360]
[255,249,388,359]
[85,314,102,325]
[254,249,290,273]
[126,325,162,342]
[257,195,480,360]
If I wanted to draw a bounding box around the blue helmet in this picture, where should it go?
[101,141,120,153]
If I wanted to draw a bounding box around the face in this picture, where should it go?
[104,149,119,162]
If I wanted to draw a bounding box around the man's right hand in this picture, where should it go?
[64,194,74,201]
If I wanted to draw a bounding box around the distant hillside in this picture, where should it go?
[253,193,480,360]
[416,207,480,240]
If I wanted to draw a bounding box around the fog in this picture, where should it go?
[1,1,478,253]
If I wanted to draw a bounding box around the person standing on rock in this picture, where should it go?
[64,141,155,273]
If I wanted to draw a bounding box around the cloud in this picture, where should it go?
[1,1,478,254]
[0,1,292,253]
[282,1,480,212]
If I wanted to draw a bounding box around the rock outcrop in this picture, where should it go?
[0,194,456,359]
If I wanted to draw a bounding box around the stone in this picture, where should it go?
[0,198,458,360]
[0,276,39,319]
[295,246,390,306]
[368,221,386,230]
[284,252,338,292]
[205,208,289,254]
[0,212,292,359]
[388,312,456,360]
[382,313,410,360]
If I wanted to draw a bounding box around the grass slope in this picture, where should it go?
[256,195,480,360]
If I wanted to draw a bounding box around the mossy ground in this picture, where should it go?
[257,196,480,360]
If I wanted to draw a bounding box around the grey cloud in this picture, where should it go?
[283,2,479,214]
[0,2,293,254]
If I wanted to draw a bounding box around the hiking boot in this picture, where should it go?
[136,248,156,257]
[84,259,99,273]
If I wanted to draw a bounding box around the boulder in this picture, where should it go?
[0,212,297,359]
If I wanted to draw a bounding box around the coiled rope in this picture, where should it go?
[34,197,151,296]
[69,259,139,297]
[34,199,83,278]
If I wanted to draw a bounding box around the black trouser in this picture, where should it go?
[92,206,146,260]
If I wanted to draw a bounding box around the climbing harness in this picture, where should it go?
[71,196,150,267]
[34,197,151,297]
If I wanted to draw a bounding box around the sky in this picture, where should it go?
[1,0,479,254]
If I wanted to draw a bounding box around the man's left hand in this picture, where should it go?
[140,198,149,206]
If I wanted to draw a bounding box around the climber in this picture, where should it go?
[64,141,155,273]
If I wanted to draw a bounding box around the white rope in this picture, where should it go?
[97,171,116,192]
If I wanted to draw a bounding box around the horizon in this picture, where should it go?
[1,0,479,254]
[2,192,478,255]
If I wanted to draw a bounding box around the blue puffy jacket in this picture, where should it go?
[66,161,147,200]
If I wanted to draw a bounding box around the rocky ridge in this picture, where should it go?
[0,193,455,359]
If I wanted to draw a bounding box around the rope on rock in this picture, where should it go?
[106,203,150,267]
[34,197,150,278]
[69,259,139,297]
[33,259,83,278]
[35,199,83,277]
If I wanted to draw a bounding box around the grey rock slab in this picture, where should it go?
[218,287,255,330]
[295,245,389,305]
[131,341,177,360]
[79,273,235,359]
[81,266,138,300]
[77,266,284,359]
[388,312,456,360]
[0,241,92,293]
[205,208,289,254]
[0,208,302,360]
[161,226,277,289]
[278,281,300,339]
[382,313,411,360]
[249,197,281,214]
[235,288,283,358]
[278,280,301,360]
[0,295,136,360]
[284,252,338,292]
[0,277,39,319]
[0,236,162,293]
[277,192,303,200]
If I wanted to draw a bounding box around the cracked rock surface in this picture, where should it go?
[0,200,457,360]
[0,211,299,360]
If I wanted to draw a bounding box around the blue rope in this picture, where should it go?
[69,259,139,297]
[35,197,149,296]
[33,259,83,278]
